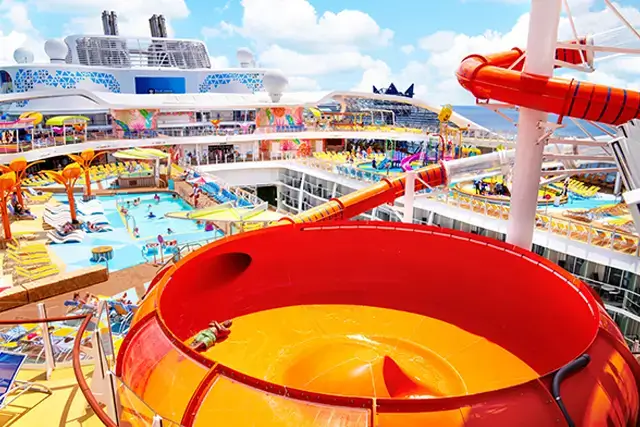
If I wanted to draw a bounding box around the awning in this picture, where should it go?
[113,147,169,160]
[45,115,90,126]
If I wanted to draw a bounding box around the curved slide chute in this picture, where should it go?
[400,153,421,171]
[456,38,640,126]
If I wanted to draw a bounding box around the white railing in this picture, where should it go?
[298,157,639,258]
[0,124,517,156]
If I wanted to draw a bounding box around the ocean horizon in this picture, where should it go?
[453,105,612,137]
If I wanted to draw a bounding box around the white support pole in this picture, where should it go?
[403,171,415,223]
[37,303,54,380]
[506,0,563,250]
[614,172,622,195]
[155,158,160,187]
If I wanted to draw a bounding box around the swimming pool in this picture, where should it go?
[49,192,222,273]
[357,161,404,174]
[544,193,619,211]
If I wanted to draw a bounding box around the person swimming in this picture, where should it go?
[133,227,140,238]
[147,212,156,219]
[167,228,174,235]
[190,320,233,352]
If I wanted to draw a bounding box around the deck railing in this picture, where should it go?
[0,124,515,155]
[299,157,640,257]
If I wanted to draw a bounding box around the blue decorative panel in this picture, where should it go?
[14,69,121,106]
[198,72,264,93]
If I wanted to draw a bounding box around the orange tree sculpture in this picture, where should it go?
[68,149,107,199]
[0,157,44,206]
[0,172,16,240]
[45,163,83,223]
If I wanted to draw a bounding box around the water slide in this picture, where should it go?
[119,223,640,426]
[456,38,640,125]
[115,39,640,425]
[377,157,390,170]
[400,153,421,172]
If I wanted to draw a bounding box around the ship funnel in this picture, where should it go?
[110,11,119,36]
[149,14,160,37]
[158,15,168,38]
[101,11,110,35]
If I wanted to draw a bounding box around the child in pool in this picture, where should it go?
[133,227,140,238]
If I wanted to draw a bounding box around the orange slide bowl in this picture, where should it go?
[117,222,640,426]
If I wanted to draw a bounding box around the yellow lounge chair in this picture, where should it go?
[7,253,52,266]
[7,241,48,254]
[15,265,60,280]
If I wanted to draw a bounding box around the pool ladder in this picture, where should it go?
[124,213,137,231]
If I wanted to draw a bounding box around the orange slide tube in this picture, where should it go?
[279,163,447,224]
[456,39,640,126]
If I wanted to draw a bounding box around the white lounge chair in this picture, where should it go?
[0,351,51,409]
[47,229,86,244]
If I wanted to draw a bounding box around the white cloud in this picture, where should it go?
[203,0,395,91]
[223,0,393,52]
[400,45,414,55]
[209,55,230,69]
[357,0,640,105]
[288,76,320,91]
[36,0,190,38]
[0,1,46,65]
[201,22,235,40]
[258,44,380,76]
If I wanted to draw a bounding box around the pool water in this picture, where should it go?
[49,192,222,273]
[357,162,404,174]
[544,193,619,211]
[114,193,201,240]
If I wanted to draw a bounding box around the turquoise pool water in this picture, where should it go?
[357,162,404,174]
[49,193,221,273]
[544,193,619,211]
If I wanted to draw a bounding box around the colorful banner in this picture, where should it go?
[255,107,304,128]
[111,109,158,133]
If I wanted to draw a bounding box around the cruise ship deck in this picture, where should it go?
[0,2,640,426]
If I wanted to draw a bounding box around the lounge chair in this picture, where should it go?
[5,252,51,266]
[47,229,86,244]
[0,351,51,409]
[14,265,60,281]
[7,241,48,254]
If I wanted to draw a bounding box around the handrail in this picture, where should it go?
[0,314,87,324]
[299,157,637,257]
[0,314,116,424]
[72,314,118,427]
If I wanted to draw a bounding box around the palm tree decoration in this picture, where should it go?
[0,157,44,206]
[0,172,16,240]
[67,149,106,199]
[45,163,83,223]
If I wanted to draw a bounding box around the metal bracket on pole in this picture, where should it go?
[37,303,54,380]
[402,171,416,223]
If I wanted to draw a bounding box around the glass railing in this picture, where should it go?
[299,157,639,258]
[576,276,640,316]
[0,308,95,368]
[0,124,515,156]
[441,191,640,257]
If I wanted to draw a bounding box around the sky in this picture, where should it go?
[2,0,640,104]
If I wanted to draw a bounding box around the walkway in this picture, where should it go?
[1,366,99,426]
[0,263,157,320]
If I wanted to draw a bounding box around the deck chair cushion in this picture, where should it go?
[0,351,27,407]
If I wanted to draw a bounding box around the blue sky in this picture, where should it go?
[1,0,640,104]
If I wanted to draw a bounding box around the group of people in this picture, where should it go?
[473,179,510,197]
